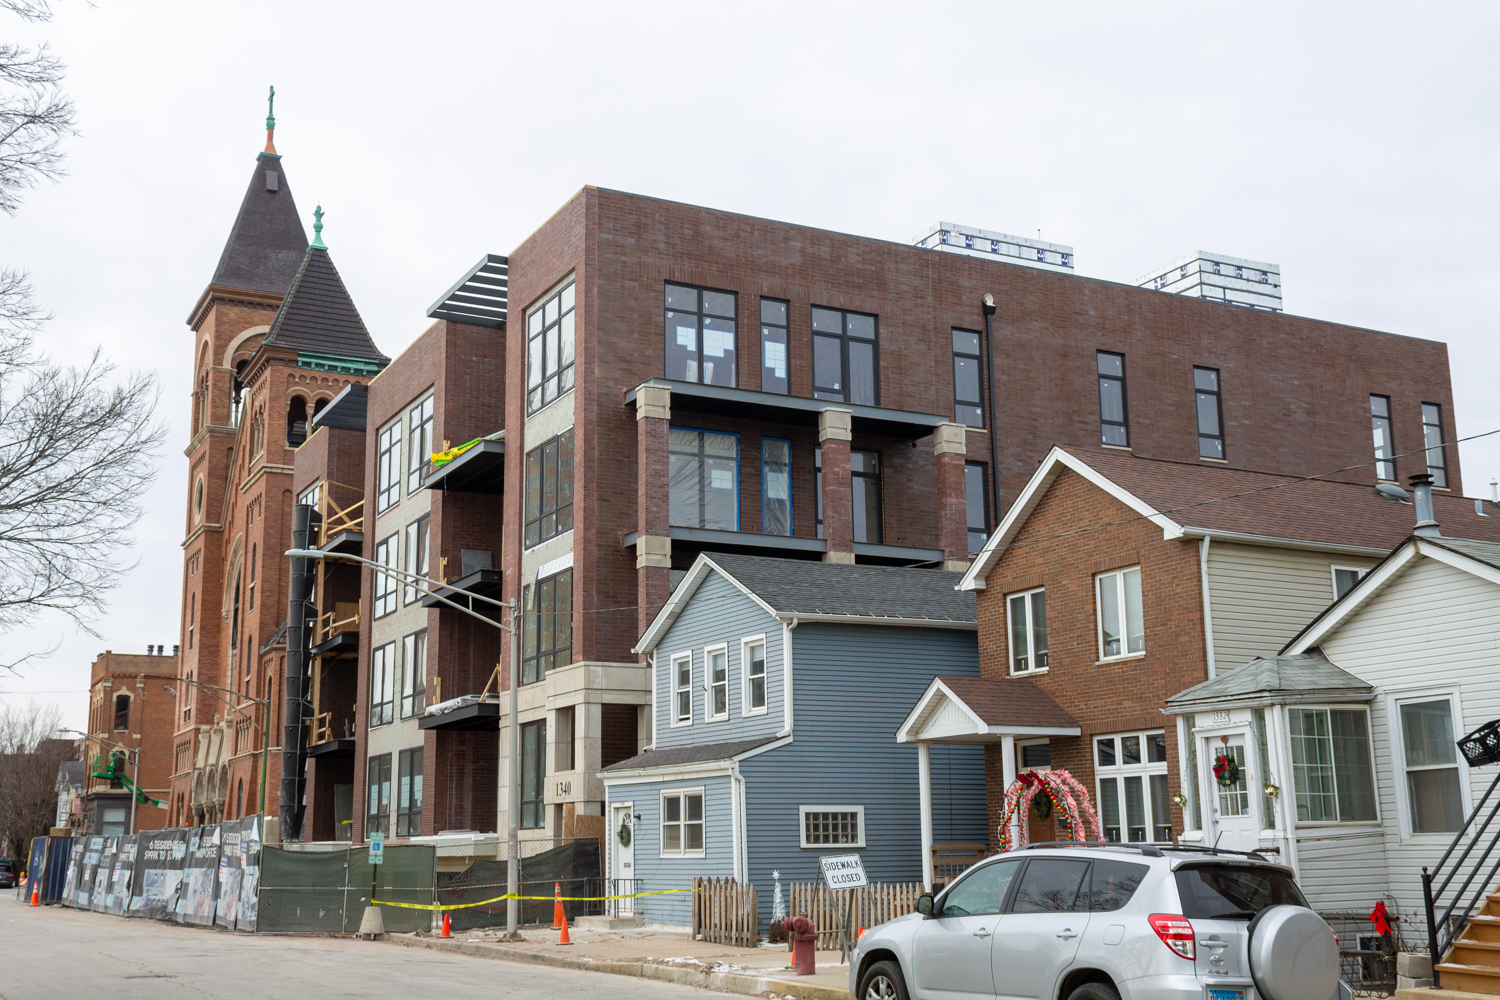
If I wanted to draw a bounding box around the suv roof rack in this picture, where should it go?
[1022,841,1165,858]
[1159,844,1271,863]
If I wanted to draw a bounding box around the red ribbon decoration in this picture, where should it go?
[1370,900,1391,937]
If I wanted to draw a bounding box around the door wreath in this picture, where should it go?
[617,821,632,847]
[1212,752,1241,788]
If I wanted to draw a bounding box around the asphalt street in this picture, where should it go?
[0,894,743,999]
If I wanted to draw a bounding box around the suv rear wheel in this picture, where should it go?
[859,960,910,1000]
[1067,981,1121,1000]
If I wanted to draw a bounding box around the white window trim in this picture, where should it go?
[1387,685,1471,841]
[1015,738,1050,770]
[1094,729,1172,843]
[659,787,706,859]
[705,643,730,721]
[799,804,866,849]
[1284,703,1381,827]
[1329,564,1368,600]
[670,652,693,728]
[1006,587,1048,677]
[740,634,768,717]
[1095,566,1143,661]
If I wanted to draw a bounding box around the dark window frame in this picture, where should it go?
[668,427,740,531]
[396,747,422,837]
[373,535,398,618]
[1423,402,1448,488]
[965,461,989,554]
[1371,394,1396,481]
[520,719,547,830]
[367,753,391,836]
[399,629,427,720]
[406,394,434,495]
[113,693,130,731]
[555,705,575,772]
[852,449,882,544]
[524,428,575,548]
[811,306,879,406]
[1194,366,1224,460]
[762,437,792,536]
[1097,351,1129,447]
[814,448,824,538]
[664,283,738,387]
[402,515,430,605]
[759,297,789,394]
[370,641,395,728]
[522,568,573,686]
[526,280,576,415]
[376,421,401,512]
[952,328,985,428]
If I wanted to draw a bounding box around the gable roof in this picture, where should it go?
[209,152,309,295]
[635,552,975,654]
[961,445,1500,589]
[260,247,388,364]
[896,674,1081,743]
[1166,652,1374,710]
[600,736,779,773]
[1282,535,1500,655]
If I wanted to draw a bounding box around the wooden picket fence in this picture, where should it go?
[787,881,925,950]
[692,876,759,948]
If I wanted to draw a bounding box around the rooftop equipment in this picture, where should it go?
[1137,251,1283,312]
[912,222,1075,273]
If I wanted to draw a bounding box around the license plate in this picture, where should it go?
[1208,990,1246,1000]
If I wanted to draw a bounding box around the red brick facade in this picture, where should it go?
[85,650,179,834]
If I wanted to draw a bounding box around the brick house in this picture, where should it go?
[897,446,1500,886]
[170,114,387,831]
[84,648,179,835]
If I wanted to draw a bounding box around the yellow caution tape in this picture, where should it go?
[372,888,697,912]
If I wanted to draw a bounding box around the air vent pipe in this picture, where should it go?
[1409,473,1441,537]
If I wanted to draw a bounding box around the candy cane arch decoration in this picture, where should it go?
[999,768,1104,852]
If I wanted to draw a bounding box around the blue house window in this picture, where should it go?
[670,428,738,531]
[762,438,792,536]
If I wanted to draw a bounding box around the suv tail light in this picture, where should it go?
[1148,913,1196,960]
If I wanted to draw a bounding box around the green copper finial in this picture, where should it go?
[266,85,276,131]
[310,204,327,250]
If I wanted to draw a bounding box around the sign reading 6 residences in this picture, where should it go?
[819,853,868,890]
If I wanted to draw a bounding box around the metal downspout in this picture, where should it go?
[1200,536,1217,679]
[982,295,1002,521]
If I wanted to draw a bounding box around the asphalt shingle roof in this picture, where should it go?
[934,675,1078,729]
[209,153,309,295]
[1424,536,1500,571]
[1067,448,1500,550]
[705,553,975,623]
[261,248,388,362]
[1166,652,1373,708]
[602,737,777,772]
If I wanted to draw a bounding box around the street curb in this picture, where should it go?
[386,932,853,999]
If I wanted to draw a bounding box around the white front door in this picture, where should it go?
[1205,734,1259,853]
[611,803,635,916]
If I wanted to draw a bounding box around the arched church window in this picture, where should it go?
[287,395,309,449]
[231,360,249,427]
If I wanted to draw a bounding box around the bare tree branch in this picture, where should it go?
[0,40,77,216]
[0,1,54,22]
[0,701,73,859]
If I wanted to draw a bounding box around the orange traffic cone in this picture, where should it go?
[440,912,451,938]
[552,882,564,929]
[557,906,572,946]
[29,881,40,907]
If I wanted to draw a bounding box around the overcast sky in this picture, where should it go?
[4,2,1499,730]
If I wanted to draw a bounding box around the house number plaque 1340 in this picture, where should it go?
[555,780,573,796]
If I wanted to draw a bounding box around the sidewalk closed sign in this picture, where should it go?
[819,853,867,890]
[369,831,384,866]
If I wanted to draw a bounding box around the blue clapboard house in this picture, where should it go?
[601,553,986,928]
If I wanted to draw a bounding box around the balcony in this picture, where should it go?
[307,713,354,757]
[623,527,944,567]
[312,480,364,554]
[419,667,503,732]
[419,566,504,616]
[625,378,950,442]
[310,602,360,656]
[423,434,505,495]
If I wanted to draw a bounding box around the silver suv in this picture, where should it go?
[851,844,1347,1000]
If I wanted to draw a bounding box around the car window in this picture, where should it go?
[940,859,1021,917]
[1174,864,1309,919]
[1087,859,1149,911]
[1012,858,1091,913]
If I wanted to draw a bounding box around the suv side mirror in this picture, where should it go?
[916,893,934,916]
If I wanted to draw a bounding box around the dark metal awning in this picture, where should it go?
[420,568,505,613]
[318,529,363,556]
[418,699,502,731]
[423,439,505,495]
[312,382,368,431]
[427,254,508,329]
[307,738,355,758]
[624,378,950,442]
[310,631,359,657]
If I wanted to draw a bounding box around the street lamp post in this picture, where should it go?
[286,546,525,940]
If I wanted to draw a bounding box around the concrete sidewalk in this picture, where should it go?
[388,923,856,999]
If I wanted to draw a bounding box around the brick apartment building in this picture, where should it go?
[894,445,1500,875]
[265,179,1463,848]
[169,112,387,831]
[83,648,179,835]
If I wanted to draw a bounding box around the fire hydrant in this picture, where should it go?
[789,915,817,976]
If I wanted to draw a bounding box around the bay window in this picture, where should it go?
[1287,707,1377,823]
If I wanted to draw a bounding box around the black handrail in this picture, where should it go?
[1424,769,1500,986]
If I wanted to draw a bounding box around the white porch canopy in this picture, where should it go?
[896,675,1081,889]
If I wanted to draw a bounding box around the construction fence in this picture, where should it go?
[43,819,605,935]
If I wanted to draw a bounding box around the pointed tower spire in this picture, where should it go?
[309,205,327,250]
[263,85,278,157]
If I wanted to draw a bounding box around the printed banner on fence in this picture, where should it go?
[215,817,260,931]
[132,828,188,919]
[74,836,103,908]
[178,825,220,925]
[237,816,261,932]
[61,838,83,907]
[105,835,137,915]
[90,837,118,912]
